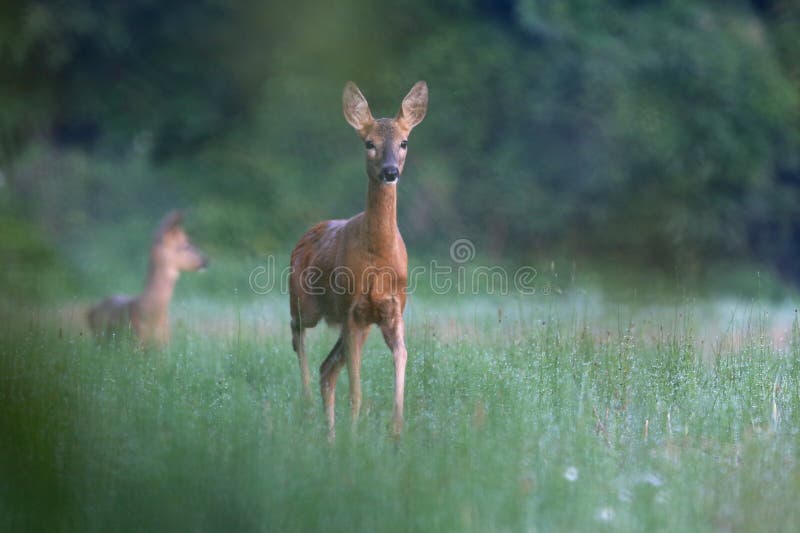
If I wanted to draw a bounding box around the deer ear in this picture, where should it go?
[343,82,374,133]
[156,210,184,239]
[396,81,428,130]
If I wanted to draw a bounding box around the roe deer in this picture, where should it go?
[88,211,208,346]
[289,81,428,436]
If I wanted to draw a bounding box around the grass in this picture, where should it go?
[2,293,800,531]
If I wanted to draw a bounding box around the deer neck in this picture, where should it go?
[364,179,399,255]
[138,259,178,322]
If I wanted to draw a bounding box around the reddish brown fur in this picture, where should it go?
[289,81,428,436]
[88,211,208,346]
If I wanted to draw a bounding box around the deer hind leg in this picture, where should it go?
[379,305,407,436]
[344,319,370,428]
[291,320,312,399]
[290,295,320,400]
[320,335,345,437]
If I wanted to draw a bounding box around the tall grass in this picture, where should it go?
[2,295,800,531]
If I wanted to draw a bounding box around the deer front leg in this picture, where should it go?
[380,316,407,436]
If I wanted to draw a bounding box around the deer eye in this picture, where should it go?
[365,141,375,150]
[400,140,408,149]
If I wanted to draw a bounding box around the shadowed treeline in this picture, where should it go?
[1,0,799,299]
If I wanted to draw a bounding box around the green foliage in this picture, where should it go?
[1,0,800,289]
[0,186,74,300]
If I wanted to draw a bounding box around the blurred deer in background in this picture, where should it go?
[289,81,428,436]
[88,211,208,346]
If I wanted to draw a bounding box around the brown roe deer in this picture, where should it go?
[289,81,428,436]
[88,211,208,346]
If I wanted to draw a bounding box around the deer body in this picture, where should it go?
[289,81,428,436]
[88,211,207,346]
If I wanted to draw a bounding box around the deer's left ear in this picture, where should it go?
[396,81,428,130]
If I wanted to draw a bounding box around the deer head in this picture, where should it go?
[152,211,208,276]
[343,81,428,184]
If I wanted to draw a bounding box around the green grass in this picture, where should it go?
[2,294,800,531]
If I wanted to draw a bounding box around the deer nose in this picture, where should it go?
[381,166,399,183]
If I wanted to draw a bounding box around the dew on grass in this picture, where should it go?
[595,506,615,522]
[640,472,663,487]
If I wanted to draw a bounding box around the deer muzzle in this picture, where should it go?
[381,166,400,183]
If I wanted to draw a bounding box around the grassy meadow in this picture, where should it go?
[3,2,800,531]
[3,290,800,532]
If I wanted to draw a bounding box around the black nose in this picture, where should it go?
[382,166,399,182]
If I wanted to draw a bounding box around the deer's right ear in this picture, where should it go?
[156,210,184,239]
[343,82,374,134]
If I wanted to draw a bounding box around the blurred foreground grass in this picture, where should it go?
[2,294,800,531]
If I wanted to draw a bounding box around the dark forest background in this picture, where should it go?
[2,0,799,299]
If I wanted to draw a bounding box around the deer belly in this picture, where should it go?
[89,294,135,332]
[350,293,405,326]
